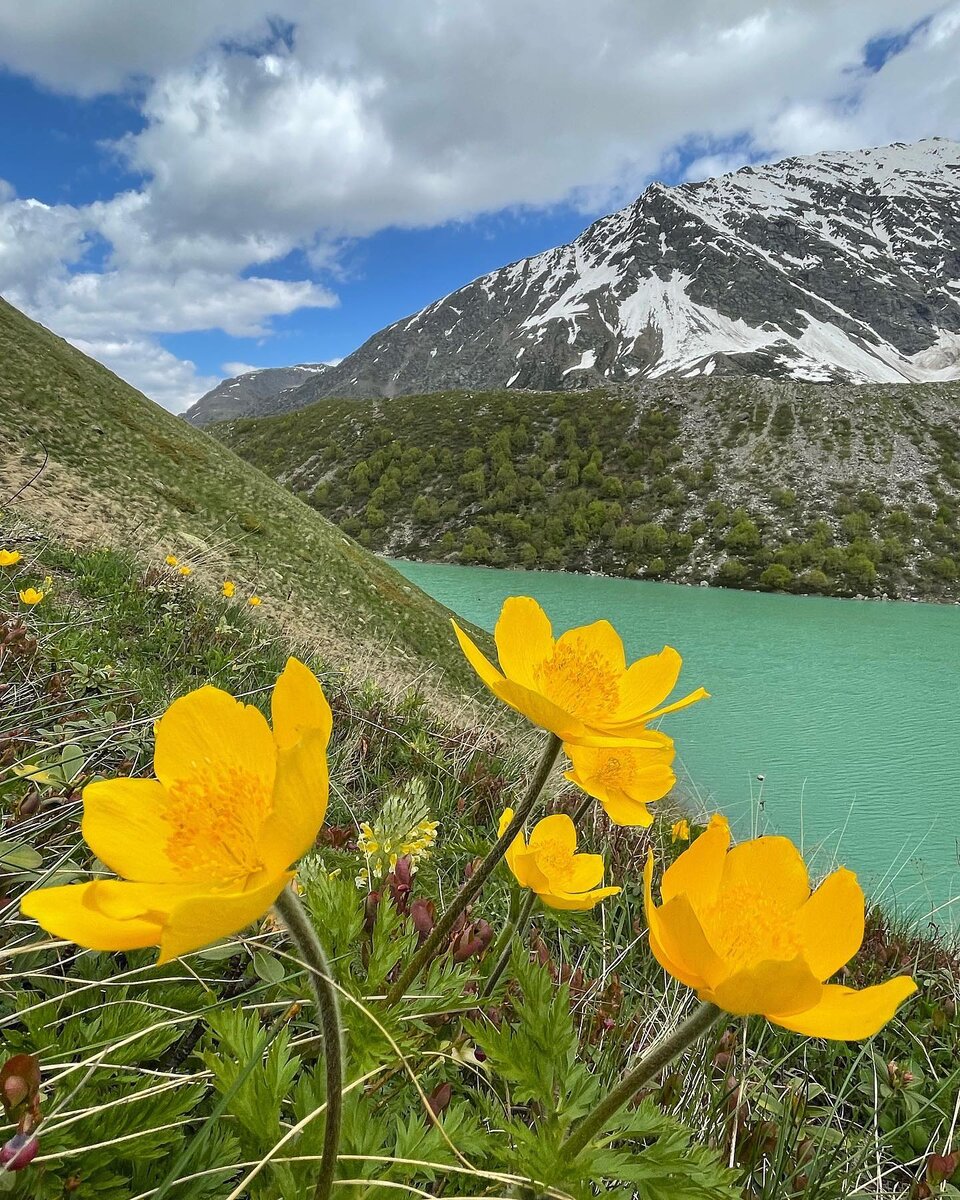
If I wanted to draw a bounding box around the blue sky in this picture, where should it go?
[0,2,953,409]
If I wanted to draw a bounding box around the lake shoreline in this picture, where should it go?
[390,556,960,928]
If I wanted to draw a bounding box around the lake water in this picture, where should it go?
[392,559,960,928]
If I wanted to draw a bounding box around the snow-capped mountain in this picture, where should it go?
[184,363,329,426]
[288,138,960,405]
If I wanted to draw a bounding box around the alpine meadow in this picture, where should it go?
[1,8,959,1200]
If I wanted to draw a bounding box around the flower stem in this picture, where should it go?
[481,887,538,998]
[562,1000,723,1159]
[385,732,562,1005]
[273,886,343,1200]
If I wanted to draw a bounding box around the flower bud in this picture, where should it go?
[1,1132,39,1170]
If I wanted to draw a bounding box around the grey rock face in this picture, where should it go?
[285,138,960,406]
[184,364,329,426]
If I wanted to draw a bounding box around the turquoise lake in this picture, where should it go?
[392,559,960,928]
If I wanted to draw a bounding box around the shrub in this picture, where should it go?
[759,563,793,591]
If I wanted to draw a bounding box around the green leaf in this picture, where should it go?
[0,841,43,870]
[252,949,286,985]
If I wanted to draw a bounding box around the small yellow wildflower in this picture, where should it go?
[248,595,262,607]
[499,807,620,911]
[357,783,438,886]
[643,815,917,1039]
[0,549,22,567]
[178,565,192,577]
[453,597,707,747]
[564,738,676,826]
[671,818,691,842]
[21,658,332,963]
[165,555,178,567]
[222,580,236,598]
[19,588,44,606]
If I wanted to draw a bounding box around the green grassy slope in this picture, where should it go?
[215,380,960,600]
[0,295,485,699]
[1,531,956,1199]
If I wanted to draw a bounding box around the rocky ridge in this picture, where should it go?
[277,138,960,407]
[184,363,328,426]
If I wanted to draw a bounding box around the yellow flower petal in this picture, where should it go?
[82,778,180,883]
[707,955,823,1017]
[642,686,711,723]
[453,619,509,689]
[661,813,730,908]
[509,847,553,892]
[550,852,606,893]
[259,729,330,872]
[0,549,22,567]
[554,619,626,675]
[795,868,865,980]
[769,978,918,1040]
[154,685,276,800]
[527,813,576,856]
[644,854,711,989]
[270,657,333,752]
[20,882,163,952]
[720,836,810,913]
[645,854,726,988]
[159,872,292,963]
[539,884,620,911]
[493,597,554,688]
[616,646,682,719]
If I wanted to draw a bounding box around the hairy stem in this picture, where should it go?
[481,887,538,998]
[563,1000,723,1159]
[385,733,562,1005]
[274,886,343,1200]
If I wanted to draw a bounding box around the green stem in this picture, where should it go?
[563,1000,723,1159]
[481,887,538,999]
[385,733,562,1006]
[273,886,343,1200]
[571,792,594,824]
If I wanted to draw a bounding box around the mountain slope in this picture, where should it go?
[0,294,482,697]
[184,362,329,426]
[216,378,960,601]
[282,138,960,406]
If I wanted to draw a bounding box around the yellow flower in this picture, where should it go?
[248,595,262,607]
[165,555,178,567]
[0,549,21,567]
[671,818,691,842]
[453,597,707,747]
[21,658,332,964]
[178,565,192,577]
[499,807,620,911]
[564,739,676,826]
[18,588,44,606]
[643,815,917,1039]
[222,580,236,598]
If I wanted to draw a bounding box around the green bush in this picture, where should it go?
[759,563,794,590]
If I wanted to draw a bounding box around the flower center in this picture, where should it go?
[162,766,270,881]
[534,643,620,722]
[533,835,572,878]
[703,884,801,970]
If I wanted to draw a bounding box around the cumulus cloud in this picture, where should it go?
[69,335,219,413]
[0,0,955,409]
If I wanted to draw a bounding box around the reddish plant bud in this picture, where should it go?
[2,1075,28,1110]
[409,898,436,942]
[927,1151,959,1183]
[0,1132,38,1170]
[426,1081,452,1118]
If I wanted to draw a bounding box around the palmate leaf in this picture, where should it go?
[467,953,599,1122]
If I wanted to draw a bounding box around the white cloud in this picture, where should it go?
[222,361,260,378]
[0,1,955,410]
[69,335,219,412]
